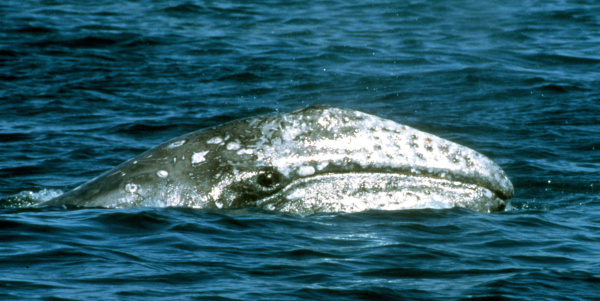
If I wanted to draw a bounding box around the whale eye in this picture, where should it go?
[230,169,286,208]
[256,170,282,189]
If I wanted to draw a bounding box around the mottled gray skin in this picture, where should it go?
[42,106,513,214]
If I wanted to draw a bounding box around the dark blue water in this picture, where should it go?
[2,0,600,299]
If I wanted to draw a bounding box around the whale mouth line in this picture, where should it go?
[286,171,506,199]
[260,172,507,214]
[293,169,510,201]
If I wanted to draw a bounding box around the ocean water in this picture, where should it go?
[1,0,600,300]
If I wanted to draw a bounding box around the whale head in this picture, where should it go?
[44,106,513,214]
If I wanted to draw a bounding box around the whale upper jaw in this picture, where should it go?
[241,106,513,214]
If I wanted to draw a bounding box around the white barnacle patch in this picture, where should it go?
[168,140,187,148]
[226,141,241,150]
[237,149,253,155]
[317,161,329,171]
[317,112,338,129]
[298,165,316,176]
[124,183,138,194]
[209,186,223,203]
[192,151,210,164]
[207,137,223,144]
[157,170,169,178]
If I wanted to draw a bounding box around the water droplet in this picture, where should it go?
[157,170,168,178]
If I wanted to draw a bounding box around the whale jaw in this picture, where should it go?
[258,173,506,215]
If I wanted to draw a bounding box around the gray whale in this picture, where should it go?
[42,106,513,214]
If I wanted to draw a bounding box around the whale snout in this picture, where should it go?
[261,106,514,213]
